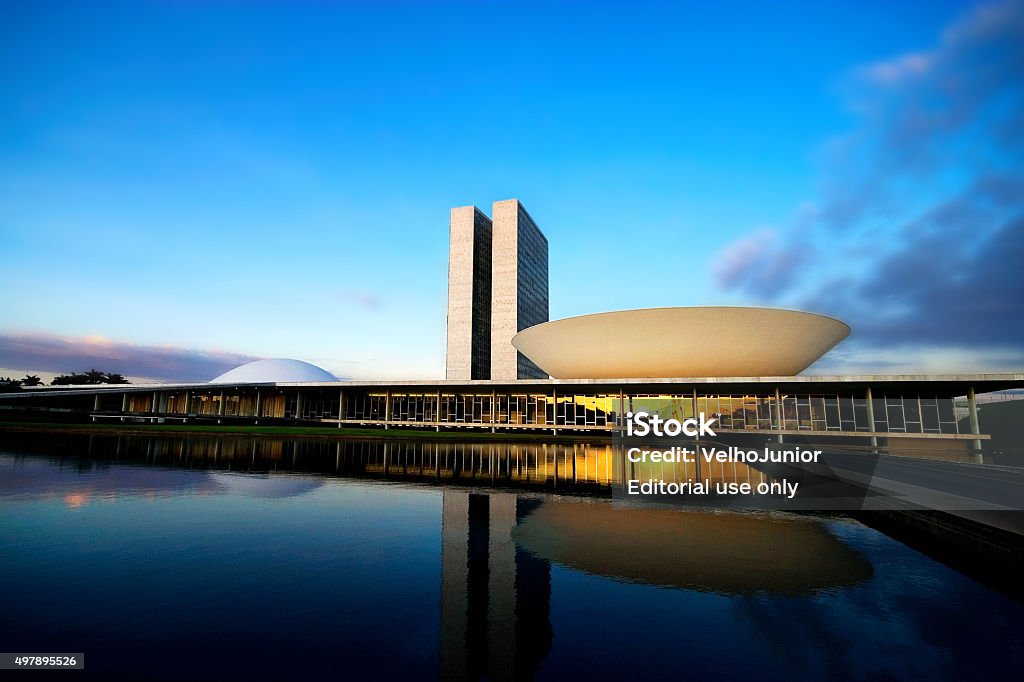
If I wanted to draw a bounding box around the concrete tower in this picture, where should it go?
[445,206,493,380]
[490,199,549,380]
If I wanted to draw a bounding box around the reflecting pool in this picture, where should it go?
[1,431,1021,680]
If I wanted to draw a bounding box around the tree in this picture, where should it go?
[20,375,43,387]
[0,377,22,393]
[50,369,131,386]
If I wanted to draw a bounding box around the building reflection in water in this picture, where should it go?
[1,432,780,496]
[440,491,552,681]
[512,498,873,596]
[1,432,624,493]
[434,492,872,681]
[2,430,877,678]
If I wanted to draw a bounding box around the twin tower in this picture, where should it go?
[445,199,549,381]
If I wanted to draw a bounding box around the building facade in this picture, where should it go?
[3,197,1020,462]
[446,206,493,380]
[9,374,1015,458]
[446,199,549,381]
[490,199,549,381]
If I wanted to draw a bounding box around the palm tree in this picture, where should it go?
[51,370,130,385]
[0,377,21,393]
[84,369,106,384]
[20,375,43,386]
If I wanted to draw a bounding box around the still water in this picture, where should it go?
[1,431,1022,680]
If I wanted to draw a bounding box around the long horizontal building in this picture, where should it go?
[3,198,1021,458]
[2,371,1020,452]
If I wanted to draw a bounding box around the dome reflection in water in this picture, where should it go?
[1,431,1022,681]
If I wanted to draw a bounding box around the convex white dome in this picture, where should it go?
[210,358,338,384]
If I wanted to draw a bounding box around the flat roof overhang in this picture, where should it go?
[4,373,1023,399]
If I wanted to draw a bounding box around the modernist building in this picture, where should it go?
[489,199,549,381]
[1,200,1021,459]
[446,206,492,381]
[446,199,548,381]
[511,307,852,379]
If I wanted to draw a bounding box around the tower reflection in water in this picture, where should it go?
[1,431,879,680]
[440,491,552,681]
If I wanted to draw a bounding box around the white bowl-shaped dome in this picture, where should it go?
[511,306,850,379]
[210,358,338,384]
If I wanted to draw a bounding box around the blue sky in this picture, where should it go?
[2,1,1021,381]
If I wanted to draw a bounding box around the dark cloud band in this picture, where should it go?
[0,332,260,382]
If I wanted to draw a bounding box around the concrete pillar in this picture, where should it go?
[294,391,302,421]
[551,388,558,436]
[619,390,626,431]
[151,391,158,414]
[967,386,983,458]
[218,390,225,416]
[774,387,784,444]
[93,393,101,411]
[337,389,344,428]
[184,391,192,415]
[491,390,496,433]
[436,390,442,432]
[865,386,878,449]
[121,392,128,413]
[254,390,260,421]
[384,391,391,430]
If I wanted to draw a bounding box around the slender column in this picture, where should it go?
[774,387,784,444]
[436,390,441,432]
[490,390,496,433]
[254,390,260,420]
[384,391,391,430]
[184,391,192,415]
[121,392,128,413]
[967,387,982,458]
[865,386,877,449]
[218,390,225,416]
[294,391,302,421]
[551,388,558,436]
[694,387,704,449]
[93,394,101,411]
[152,391,158,414]
[337,389,344,428]
[619,390,625,431]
